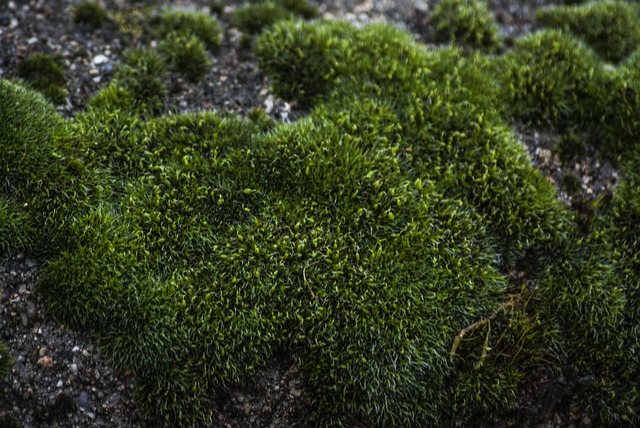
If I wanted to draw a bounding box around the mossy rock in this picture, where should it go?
[536,0,640,64]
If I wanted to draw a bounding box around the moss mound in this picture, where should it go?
[429,0,502,51]
[151,6,222,51]
[536,0,640,64]
[2,8,640,428]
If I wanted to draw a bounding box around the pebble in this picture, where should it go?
[37,356,53,367]
[78,391,92,411]
[72,346,80,353]
[82,349,90,357]
[92,54,109,65]
[27,37,38,44]
[70,363,78,375]
[56,380,64,388]
[38,346,47,357]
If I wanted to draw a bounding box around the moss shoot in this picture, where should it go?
[2,3,640,428]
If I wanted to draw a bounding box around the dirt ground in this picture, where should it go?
[0,0,616,426]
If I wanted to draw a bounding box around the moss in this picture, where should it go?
[16,53,68,104]
[72,1,108,29]
[230,0,318,41]
[581,50,640,158]
[0,342,11,380]
[0,197,32,258]
[3,9,640,428]
[536,0,640,64]
[159,32,211,83]
[498,29,599,128]
[152,7,222,51]
[88,47,167,116]
[429,0,502,51]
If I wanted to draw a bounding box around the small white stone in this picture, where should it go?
[70,363,78,374]
[27,37,38,45]
[72,346,80,353]
[56,380,64,388]
[92,54,109,65]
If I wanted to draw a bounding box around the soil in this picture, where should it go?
[0,0,618,427]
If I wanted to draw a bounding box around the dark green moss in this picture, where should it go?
[0,413,21,428]
[72,1,107,29]
[0,197,32,258]
[152,7,222,51]
[581,50,640,158]
[554,132,587,164]
[536,0,640,63]
[16,53,67,104]
[159,32,211,83]
[429,0,502,51]
[88,47,168,117]
[0,342,11,380]
[3,9,640,428]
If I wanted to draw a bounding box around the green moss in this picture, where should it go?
[581,50,640,158]
[536,0,640,64]
[152,7,222,51]
[16,53,68,104]
[230,0,318,40]
[3,8,640,428]
[499,29,599,127]
[159,33,211,83]
[0,342,11,380]
[429,0,502,51]
[0,197,32,258]
[88,47,167,116]
[72,1,108,29]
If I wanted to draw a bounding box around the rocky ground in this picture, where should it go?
[0,0,618,426]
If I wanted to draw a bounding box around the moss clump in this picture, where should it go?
[498,29,599,127]
[0,342,11,380]
[581,50,640,158]
[88,47,168,116]
[152,7,222,51]
[72,1,107,29]
[429,0,501,51]
[536,0,640,64]
[16,53,68,104]
[230,0,318,40]
[159,33,211,83]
